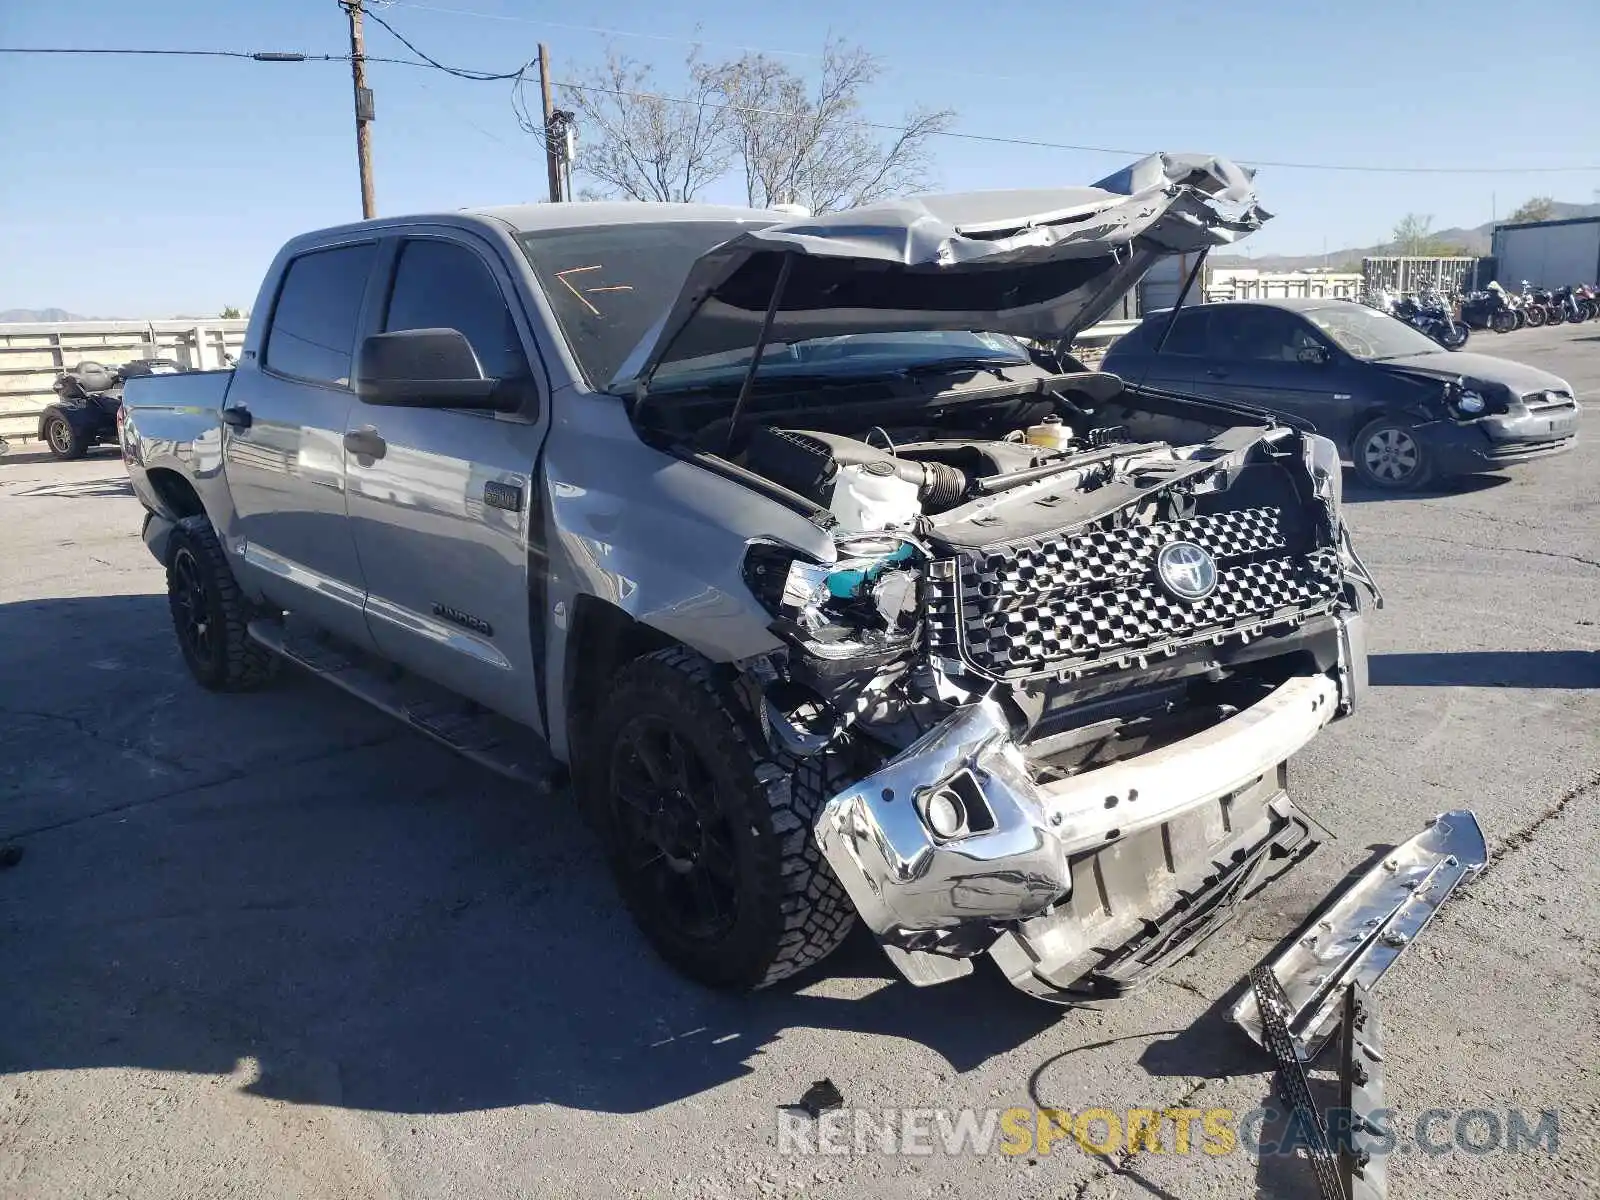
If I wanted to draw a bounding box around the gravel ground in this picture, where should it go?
[2,322,1597,1200]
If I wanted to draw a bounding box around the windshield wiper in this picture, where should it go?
[894,357,1027,379]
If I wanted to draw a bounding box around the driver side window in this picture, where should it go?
[383,239,531,383]
[1217,309,1320,363]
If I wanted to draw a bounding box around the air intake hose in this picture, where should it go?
[748,428,968,513]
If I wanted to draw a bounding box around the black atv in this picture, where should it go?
[39,358,186,460]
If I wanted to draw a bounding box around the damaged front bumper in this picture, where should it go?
[816,612,1364,996]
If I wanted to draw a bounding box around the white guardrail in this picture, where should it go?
[0,320,249,445]
[0,317,1141,447]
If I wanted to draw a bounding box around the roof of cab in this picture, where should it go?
[467,200,783,232]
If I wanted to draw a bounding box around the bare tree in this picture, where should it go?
[559,49,731,203]
[1509,196,1555,223]
[1391,213,1436,255]
[556,40,954,213]
[712,41,954,213]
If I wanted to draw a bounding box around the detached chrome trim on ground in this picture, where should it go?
[1232,809,1487,1057]
[815,670,1344,987]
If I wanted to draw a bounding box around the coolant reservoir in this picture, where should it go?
[829,461,920,532]
[1025,415,1072,451]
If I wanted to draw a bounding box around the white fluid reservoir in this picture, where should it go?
[829,461,920,532]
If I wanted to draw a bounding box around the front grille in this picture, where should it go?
[926,506,1341,681]
[1523,389,1576,413]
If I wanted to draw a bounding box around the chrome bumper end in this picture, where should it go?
[815,670,1345,984]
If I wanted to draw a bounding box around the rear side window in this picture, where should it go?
[264,242,377,385]
[382,239,530,381]
[1152,307,1209,355]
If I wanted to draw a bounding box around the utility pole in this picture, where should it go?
[537,43,563,203]
[343,0,377,218]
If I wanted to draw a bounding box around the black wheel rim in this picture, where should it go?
[170,547,215,665]
[608,716,739,941]
[47,419,72,453]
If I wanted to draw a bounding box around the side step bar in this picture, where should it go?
[247,618,555,787]
[1233,809,1486,1058]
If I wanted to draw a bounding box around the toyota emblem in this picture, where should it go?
[1155,541,1218,601]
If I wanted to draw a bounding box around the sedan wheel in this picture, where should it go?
[1354,418,1433,490]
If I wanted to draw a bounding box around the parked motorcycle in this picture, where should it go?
[39,357,186,460]
[1516,281,1547,327]
[1569,283,1598,322]
[1550,285,1589,325]
[1392,284,1470,349]
[1459,282,1519,333]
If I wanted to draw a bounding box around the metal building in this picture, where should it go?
[1490,217,1600,288]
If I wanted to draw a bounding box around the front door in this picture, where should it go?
[223,238,381,649]
[1198,307,1348,431]
[343,232,549,727]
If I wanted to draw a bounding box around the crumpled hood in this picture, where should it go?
[610,152,1269,395]
[1379,350,1571,396]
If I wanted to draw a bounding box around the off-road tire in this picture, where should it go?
[586,646,857,990]
[166,516,280,692]
[1352,416,1434,491]
[43,415,86,460]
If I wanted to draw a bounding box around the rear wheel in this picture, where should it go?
[586,647,857,990]
[166,517,280,691]
[43,415,85,460]
[1353,417,1433,491]
[1490,310,1516,334]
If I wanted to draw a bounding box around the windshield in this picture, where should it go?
[1303,303,1447,360]
[647,329,1031,392]
[518,221,770,388]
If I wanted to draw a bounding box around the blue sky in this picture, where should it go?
[2,0,1596,316]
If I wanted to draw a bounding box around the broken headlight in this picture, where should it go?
[743,534,923,656]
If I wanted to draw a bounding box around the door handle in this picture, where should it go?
[343,429,387,459]
[220,405,251,428]
[1205,368,1231,379]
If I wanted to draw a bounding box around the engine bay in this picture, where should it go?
[731,371,1360,778]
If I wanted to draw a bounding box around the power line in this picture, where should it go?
[547,76,1600,175]
[386,0,822,61]
[360,5,528,80]
[0,46,327,61]
[5,42,1598,176]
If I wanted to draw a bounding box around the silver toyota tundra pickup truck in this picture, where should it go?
[119,154,1375,1002]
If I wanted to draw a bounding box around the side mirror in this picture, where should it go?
[355,328,514,410]
[1296,344,1330,366]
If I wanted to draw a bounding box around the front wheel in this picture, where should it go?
[1353,417,1433,491]
[1438,320,1469,349]
[43,414,85,460]
[1524,304,1546,328]
[586,647,857,990]
[166,517,280,691]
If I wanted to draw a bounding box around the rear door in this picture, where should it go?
[222,239,381,649]
[1101,310,1218,443]
[343,230,549,727]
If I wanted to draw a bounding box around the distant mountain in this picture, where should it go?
[0,307,91,322]
[1214,201,1600,272]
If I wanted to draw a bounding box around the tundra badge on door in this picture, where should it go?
[432,603,493,637]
